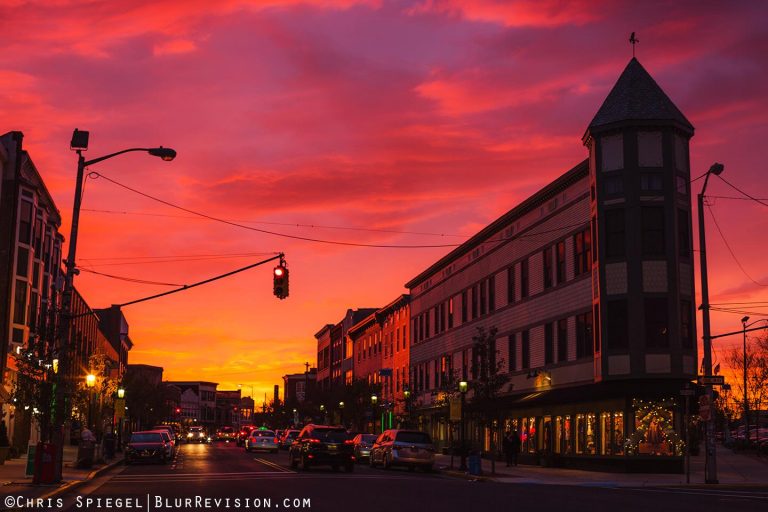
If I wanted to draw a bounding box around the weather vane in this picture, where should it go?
[629,32,639,57]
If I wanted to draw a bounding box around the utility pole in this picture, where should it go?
[697,162,723,484]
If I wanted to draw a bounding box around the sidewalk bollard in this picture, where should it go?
[468,453,482,476]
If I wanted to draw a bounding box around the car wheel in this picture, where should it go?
[332,464,339,472]
[369,452,376,468]
[383,454,391,470]
[290,454,299,469]
[344,463,354,473]
[302,456,311,471]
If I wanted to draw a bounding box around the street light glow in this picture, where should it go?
[86,374,96,388]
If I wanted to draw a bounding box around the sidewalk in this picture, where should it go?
[436,445,768,487]
[0,444,123,501]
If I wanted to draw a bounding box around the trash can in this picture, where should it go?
[468,453,482,476]
[77,440,95,469]
[32,442,59,484]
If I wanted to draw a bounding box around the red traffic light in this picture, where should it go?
[273,264,289,299]
[274,267,284,277]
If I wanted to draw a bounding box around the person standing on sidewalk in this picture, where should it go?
[503,430,513,467]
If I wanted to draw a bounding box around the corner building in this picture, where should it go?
[405,58,696,472]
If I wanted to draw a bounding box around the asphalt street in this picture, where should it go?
[6,442,767,512]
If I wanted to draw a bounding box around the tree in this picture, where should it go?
[10,345,55,445]
[724,332,768,445]
[468,326,509,474]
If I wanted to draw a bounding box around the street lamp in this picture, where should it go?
[339,401,345,427]
[85,374,96,430]
[459,381,468,471]
[320,404,326,425]
[697,162,724,484]
[403,389,411,428]
[371,394,378,434]
[117,388,125,399]
[51,130,177,482]
[116,387,125,452]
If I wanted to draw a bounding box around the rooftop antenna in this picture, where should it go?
[629,32,639,58]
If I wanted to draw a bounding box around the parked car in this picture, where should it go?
[237,425,255,446]
[245,429,279,453]
[152,430,176,459]
[288,424,354,472]
[186,426,209,443]
[279,430,300,450]
[216,426,237,442]
[125,431,168,465]
[351,433,377,462]
[152,426,177,448]
[370,429,435,471]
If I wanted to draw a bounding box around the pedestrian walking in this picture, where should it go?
[502,430,513,467]
[510,429,521,466]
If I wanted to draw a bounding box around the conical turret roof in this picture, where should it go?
[588,58,693,133]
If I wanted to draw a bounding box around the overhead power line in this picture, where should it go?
[86,171,588,250]
[716,175,768,208]
[78,267,183,287]
[706,204,768,287]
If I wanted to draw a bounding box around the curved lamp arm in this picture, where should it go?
[83,146,176,166]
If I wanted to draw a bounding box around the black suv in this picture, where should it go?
[288,424,354,472]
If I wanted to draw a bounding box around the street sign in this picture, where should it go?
[698,375,725,386]
[698,394,712,421]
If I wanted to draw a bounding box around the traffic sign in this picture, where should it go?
[697,375,725,386]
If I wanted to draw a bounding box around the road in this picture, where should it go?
[8,442,768,512]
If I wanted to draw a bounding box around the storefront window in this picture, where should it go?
[586,414,596,455]
[575,414,584,454]
[543,416,553,453]
[554,416,562,454]
[614,412,625,455]
[521,418,529,453]
[600,412,611,455]
[564,415,572,454]
[627,399,682,456]
[528,416,537,453]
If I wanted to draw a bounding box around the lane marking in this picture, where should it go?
[620,487,768,501]
[254,458,294,473]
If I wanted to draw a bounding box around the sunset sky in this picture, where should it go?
[3,0,767,400]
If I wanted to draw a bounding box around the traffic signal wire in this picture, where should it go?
[115,253,284,308]
[706,204,768,287]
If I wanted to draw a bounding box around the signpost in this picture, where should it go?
[697,375,725,386]
[681,384,694,484]
[699,394,712,422]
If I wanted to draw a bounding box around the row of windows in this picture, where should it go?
[602,172,690,197]
[604,207,690,259]
[605,298,694,349]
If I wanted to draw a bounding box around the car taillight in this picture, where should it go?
[344,440,355,445]
[308,438,320,443]
[274,437,279,443]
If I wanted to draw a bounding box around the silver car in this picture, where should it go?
[245,429,279,453]
[352,433,377,462]
[370,429,435,471]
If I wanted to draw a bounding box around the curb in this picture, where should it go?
[38,457,124,501]
[439,467,505,483]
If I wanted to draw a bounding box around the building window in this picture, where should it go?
[576,312,593,358]
[507,267,515,304]
[642,207,665,257]
[435,305,442,334]
[448,298,454,329]
[606,300,628,349]
[594,304,601,353]
[645,298,669,348]
[638,131,663,167]
[678,209,690,258]
[605,209,625,258]
[462,349,468,381]
[640,173,663,191]
[16,247,29,277]
[676,175,688,195]
[545,323,554,365]
[521,330,530,370]
[508,334,517,372]
[681,300,693,349]
[573,227,592,276]
[425,310,430,338]
[479,281,487,316]
[604,174,623,195]
[471,285,479,319]
[13,280,27,325]
[556,241,566,284]
[461,291,468,323]
[601,134,623,171]
[18,200,33,245]
[557,318,568,362]
[488,275,495,312]
[543,248,553,289]
[520,259,529,299]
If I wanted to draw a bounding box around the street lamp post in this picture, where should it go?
[116,387,125,452]
[320,405,326,425]
[697,162,724,484]
[51,130,177,482]
[85,374,96,431]
[459,381,468,471]
[371,394,378,434]
[339,401,345,427]
[403,389,411,428]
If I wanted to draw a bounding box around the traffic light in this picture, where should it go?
[273,264,289,299]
